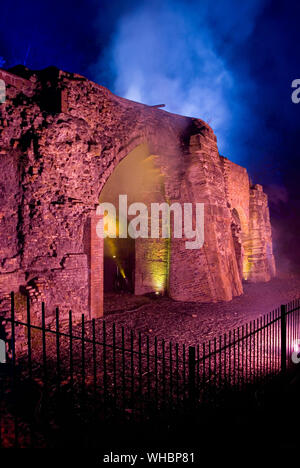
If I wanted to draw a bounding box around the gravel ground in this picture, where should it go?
[102,275,300,346]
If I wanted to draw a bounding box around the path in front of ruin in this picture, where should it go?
[102,275,300,346]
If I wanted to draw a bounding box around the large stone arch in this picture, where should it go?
[90,140,170,317]
[0,66,276,321]
[85,127,247,316]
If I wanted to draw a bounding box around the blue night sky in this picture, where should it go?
[1,0,300,268]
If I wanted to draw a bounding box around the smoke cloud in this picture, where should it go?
[92,0,267,161]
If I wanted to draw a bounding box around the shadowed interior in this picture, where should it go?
[99,143,168,300]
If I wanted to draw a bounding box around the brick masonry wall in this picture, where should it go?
[0,69,35,96]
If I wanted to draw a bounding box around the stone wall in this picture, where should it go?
[0,65,276,320]
[247,184,276,281]
[0,69,35,95]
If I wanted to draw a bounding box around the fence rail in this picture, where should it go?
[0,293,300,447]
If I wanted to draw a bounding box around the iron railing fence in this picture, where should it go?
[0,293,299,447]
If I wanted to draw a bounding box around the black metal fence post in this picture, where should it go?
[10,292,18,447]
[69,310,74,401]
[188,346,196,404]
[55,307,60,393]
[10,292,15,369]
[281,304,287,373]
[81,313,85,398]
[26,296,32,380]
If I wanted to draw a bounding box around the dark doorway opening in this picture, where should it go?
[104,238,135,293]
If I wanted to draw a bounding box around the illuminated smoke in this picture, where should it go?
[92,0,266,160]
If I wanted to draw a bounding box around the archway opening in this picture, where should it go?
[99,143,169,312]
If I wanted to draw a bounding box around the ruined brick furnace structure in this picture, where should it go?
[0,66,275,320]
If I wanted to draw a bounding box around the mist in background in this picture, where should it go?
[91,0,266,163]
